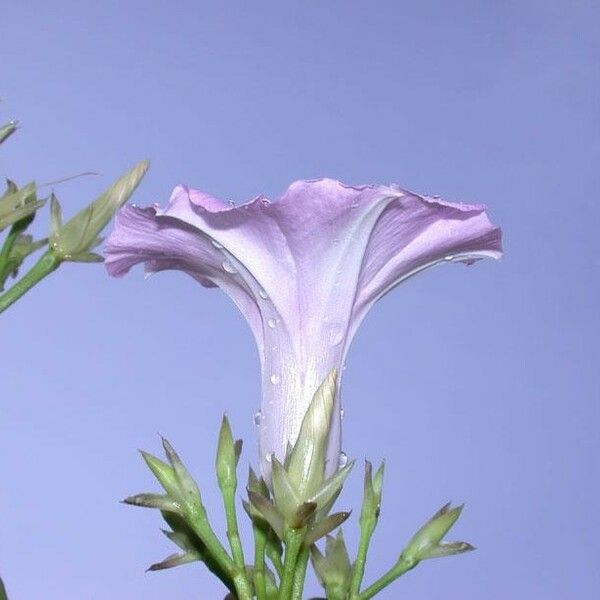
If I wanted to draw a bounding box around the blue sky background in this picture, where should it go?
[1,2,598,598]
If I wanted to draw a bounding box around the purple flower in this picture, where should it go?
[105,179,502,479]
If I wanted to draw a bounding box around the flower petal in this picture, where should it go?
[105,179,502,481]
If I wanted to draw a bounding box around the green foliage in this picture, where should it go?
[0,114,148,314]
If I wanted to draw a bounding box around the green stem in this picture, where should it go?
[290,546,309,600]
[253,523,268,600]
[0,250,60,314]
[266,540,283,579]
[358,556,417,600]
[278,529,304,600]
[0,575,7,600]
[325,583,346,600]
[222,485,248,577]
[185,504,252,600]
[348,515,377,597]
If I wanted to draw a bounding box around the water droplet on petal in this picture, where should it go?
[340,408,345,419]
[211,240,224,249]
[222,260,237,274]
[330,327,344,346]
[253,410,262,425]
[444,255,454,262]
[338,452,348,467]
[267,318,276,329]
[259,289,269,299]
[342,363,348,371]
[265,452,273,463]
[270,374,280,385]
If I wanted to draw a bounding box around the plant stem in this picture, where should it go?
[325,583,346,600]
[358,556,417,600]
[348,510,378,597]
[253,523,268,600]
[290,546,309,600]
[278,529,304,600]
[0,250,60,314]
[222,484,248,577]
[266,540,284,578]
[186,504,252,600]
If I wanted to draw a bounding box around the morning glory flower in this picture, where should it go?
[105,178,502,479]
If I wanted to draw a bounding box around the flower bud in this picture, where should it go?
[310,530,352,597]
[216,416,239,492]
[401,503,474,563]
[0,182,45,232]
[50,160,148,261]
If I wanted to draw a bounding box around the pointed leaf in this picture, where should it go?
[122,493,181,513]
[305,511,351,545]
[148,550,200,571]
[248,490,285,539]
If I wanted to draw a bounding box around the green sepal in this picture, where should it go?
[140,450,180,497]
[248,490,285,539]
[305,511,351,546]
[161,437,201,502]
[271,457,302,521]
[147,550,200,571]
[122,493,181,513]
[308,461,354,514]
[0,121,17,145]
[286,370,337,499]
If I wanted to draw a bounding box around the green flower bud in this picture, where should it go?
[310,530,352,597]
[49,160,148,261]
[0,182,45,232]
[216,416,239,492]
[402,503,474,563]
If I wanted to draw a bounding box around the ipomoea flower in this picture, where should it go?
[105,179,502,479]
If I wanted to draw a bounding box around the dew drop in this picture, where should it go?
[267,318,276,329]
[211,240,224,249]
[338,452,348,467]
[340,408,345,419]
[259,289,269,299]
[222,260,237,274]
[253,410,262,425]
[270,374,280,385]
[265,452,273,463]
[444,255,454,262]
[330,327,344,346]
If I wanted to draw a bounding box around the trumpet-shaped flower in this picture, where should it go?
[105,178,501,479]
